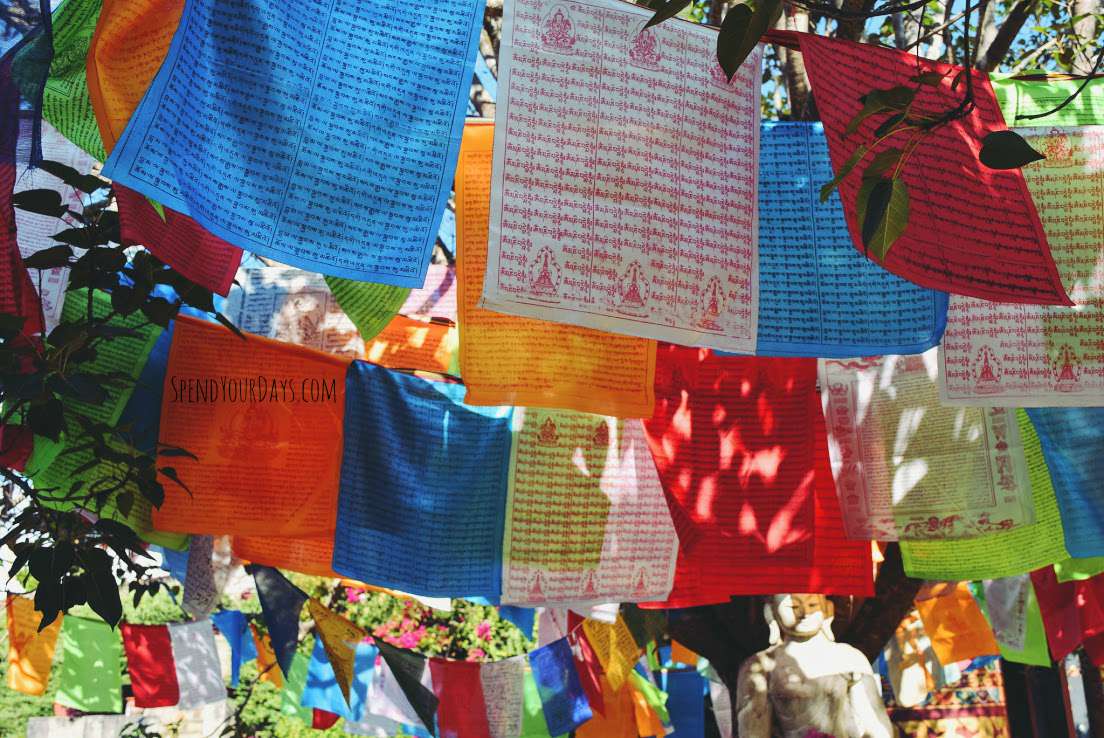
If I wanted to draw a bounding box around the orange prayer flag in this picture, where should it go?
[577,677,637,738]
[6,596,62,696]
[152,316,348,537]
[669,640,699,667]
[308,599,368,706]
[251,623,283,689]
[915,582,1000,665]
[87,0,183,154]
[630,681,667,738]
[454,120,657,418]
[363,315,457,374]
[232,535,339,579]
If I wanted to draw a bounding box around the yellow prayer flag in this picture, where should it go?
[308,599,367,706]
[251,623,283,689]
[582,616,640,692]
[915,582,1000,665]
[6,596,62,696]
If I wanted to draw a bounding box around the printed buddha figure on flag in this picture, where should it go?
[541,5,577,51]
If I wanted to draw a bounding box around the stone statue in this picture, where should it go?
[735,594,894,738]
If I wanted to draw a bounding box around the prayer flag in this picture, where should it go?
[301,637,352,718]
[375,640,439,736]
[976,577,1051,666]
[40,0,106,160]
[232,535,339,579]
[324,276,410,344]
[481,656,527,738]
[211,609,251,687]
[363,314,458,375]
[529,638,593,735]
[581,617,638,692]
[992,75,1104,126]
[168,620,224,709]
[430,659,493,738]
[821,351,1034,540]
[55,615,123,713]
[914,583,1000,664]
[900,410,1071,580]
[152,315,348,538]
[280,650,313,723]
[567,628,605,718]
[6,595,62,696]
[755,121,947,357]
[519,668,558,738]
[308,598,367,707]
[251,623,283,688]
[1055,558,1104,583]
[793,30,1069,305]
[121,623,180,707]
[251,565,308,678]
[664,669,706,738]
[484,0,763,352]
[101,0,485,285]
[333,361,513,598]
[455,119,657,417]
[576,676,636,738]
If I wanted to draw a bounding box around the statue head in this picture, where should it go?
[769,594,832,641]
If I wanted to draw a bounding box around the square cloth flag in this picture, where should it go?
[791,31,1069,305]
[334,361,514,598]
[641,346,872,607]
[101,0,484,285]
[55,616,123,713]
[152,315,348,537]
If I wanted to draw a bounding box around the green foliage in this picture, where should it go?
[979,129,1047,169]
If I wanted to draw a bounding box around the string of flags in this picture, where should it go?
[2,0,1104,735]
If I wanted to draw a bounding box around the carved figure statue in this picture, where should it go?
[736,594,894,738]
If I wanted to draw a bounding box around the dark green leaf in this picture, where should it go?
[158,467,191,497]
[34,580,61,632]
[57,373,109,405]
[139,479,165,508]
[179,285,215,314]
[28,398,64,441]
[645,0,691,27]
[47,321,84,348]
[141,298,179,328]
[909,71,946,85]
[979,130,1046,169]
[717,0,780,81]
[862,147,906,181]
[819,144,868,202]
[62,575,86,610]
[845,85,916,137]
[158,446,199,461]
[873,112,905,138]
[860,177,910,261]
[23,245,74,270]
[79,548,122,627]
[116,491,134,518]
[36,160,110,194]
[12,189,66,217]
[111,285,143,316]
[96,210,121,244]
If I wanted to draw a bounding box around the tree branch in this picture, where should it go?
[975,0,1041,71]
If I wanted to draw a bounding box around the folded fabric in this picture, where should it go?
[251,565,308,679]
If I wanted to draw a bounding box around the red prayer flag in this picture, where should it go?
[1028,567,1104,660]
[641,347,871,607]
[789,31,1070,306]
[312,709,341,730]
[429,658,492,738]
[121,623,180,708]
[115,185,242,297]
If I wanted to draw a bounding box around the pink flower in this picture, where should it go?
[345,588,363,603]
[401,617,414,630]
[469,648,486,660]
[398,631,421,649]
[476,621,493,641]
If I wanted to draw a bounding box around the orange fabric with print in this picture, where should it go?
[670,640,699,667]
[631,683,667,738]
[87,0,183,154]
[251,624,283,688]
[232,536,339,579]
[454,121,656,418]
[915,582,1000,664]
[6,596,62,695]
[577,677,637,738]
[152,316,348,537]
[363,315,456,374]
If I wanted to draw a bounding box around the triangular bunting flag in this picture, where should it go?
[250,564,308,678]
[308,597,368,707]
[376,640,439,736]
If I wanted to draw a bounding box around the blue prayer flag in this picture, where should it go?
[529,638,592,735]
[333,361,513,598]
[664,668,706,738]
[250,565,308,678]
[211,609,251,687]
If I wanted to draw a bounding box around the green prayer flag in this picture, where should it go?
[280,650,313,723]
[992,75,1104,126]
[520,668,562,738]
[55,615,123,713]
[324,276,410,342]
[900,410,1070,580]
[43,0,108,161]
[630,669,669,724]
[975,582,1052,667]
[1054,557,1104,583]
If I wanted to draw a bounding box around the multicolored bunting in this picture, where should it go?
[755,121,948,357]
[529,637,593,736]
[153,315,347,537]
[1029,565,1104,660]
[821,351,1034,540]
[913,583,1000,665]
[308,597,368,706]
[455,119,657,417]
[793,30,1069,305]
[121,623,180,707]
[55,615,123,713]
[168,620,225,709]
[334,361,513,598]
[900,410,1071,580]
[642,346,871,606]
[430,659,493,738]
[211,609,254,687]
[1026,407,1104,558]
[251,565,309,678]
[5,595,62,696]
[102,0,484,285]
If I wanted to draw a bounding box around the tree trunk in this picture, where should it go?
[1071,0,1101,74]
[837,543,923,662]
[774,7,817,120]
